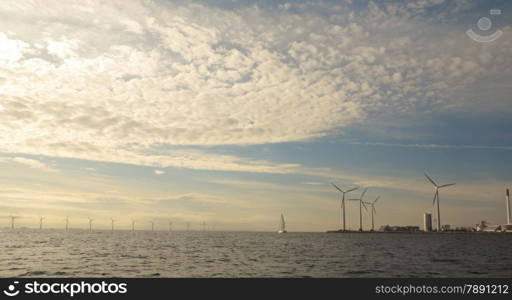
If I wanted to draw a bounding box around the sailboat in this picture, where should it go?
[278,214,287,233]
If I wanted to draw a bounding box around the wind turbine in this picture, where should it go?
[64,216,69,232]
[131,219,136,232]
[10,215,20,230]
[331,183,358,231]
[424,172,455,232]
[39,216,44,230]
[88,217,93,232]
[111,218,115,232]
[150,221,154,232]
[364,196,380,231]
[349,188,368,231]
[169,221,173,232]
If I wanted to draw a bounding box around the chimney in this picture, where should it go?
[507,189,511,225]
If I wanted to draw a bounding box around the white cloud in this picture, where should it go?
[0,1,509,173]
[0,157,57,172]
[154,170,165,175]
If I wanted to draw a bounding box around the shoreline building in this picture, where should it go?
[423,213,432,232]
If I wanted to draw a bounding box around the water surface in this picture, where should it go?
[1,230,511,277]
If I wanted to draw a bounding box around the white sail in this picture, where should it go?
[278,214,287,233]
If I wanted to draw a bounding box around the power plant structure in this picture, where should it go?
[349,188,368,232]
[423,213,432,232]
[424,172,455,232]
[331,183,358,231]
[363,196,381,231]
[39,216,44,230]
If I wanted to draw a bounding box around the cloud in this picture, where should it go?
[154,169,165,175]
[348,142,512,151]
[0,0,510,173]
[0,156,57,172]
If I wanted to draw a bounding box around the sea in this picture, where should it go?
[1,229,511,277]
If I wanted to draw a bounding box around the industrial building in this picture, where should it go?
[423,213,432,232]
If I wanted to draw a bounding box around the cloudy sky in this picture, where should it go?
[0,0,511,231]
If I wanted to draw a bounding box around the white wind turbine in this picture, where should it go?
[64,216,69,232]
[364,196,380,231]
[349,188,368,232]
[131,219,136,232]
[88,217,94,232]
[424,172,455,232]
[331,183,358,231]
[39,216,45,230]
[111,218,115,232]
[10,215,20,230]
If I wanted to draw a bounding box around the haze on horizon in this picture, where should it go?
[0,0,511,232]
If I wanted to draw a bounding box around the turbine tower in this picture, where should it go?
[424,172,455,232]
[111,218,115,232]
[150,221,154,232]
[349,188,368,231]
[39,216,44,230]
[169,221,172,232]
[131,219,136,232]
[331,183,358,231]
[88,217,93,232]
[64,216,69,232]
[10,215,19,230]
[364,196,380,231]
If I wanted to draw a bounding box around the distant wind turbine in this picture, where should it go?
[88,217,94,232]
[39,216,45,230]
[349,188,368,231]
[364,196,381,231]
[150,221,154,232]
[111,218,115,232]
[169,221,172,232]
[131,219,136,232]
[424,172,455,231]
[64,216,69,231]
[10,215,20,230]
[331,183,358,231]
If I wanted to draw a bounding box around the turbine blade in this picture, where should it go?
[346,187,358,193]
[424,172,437,186]
[362,202,368,212]
[373,206,377,215]
[361,188,367,199]
[432,192,437,205]
[374,196,380,203]
[331,183,343,193]
[439,183,455,188]
[348,199,359,201]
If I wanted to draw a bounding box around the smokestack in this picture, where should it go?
[507,189,511,225]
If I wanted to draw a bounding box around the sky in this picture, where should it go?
[0,0,511,231]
